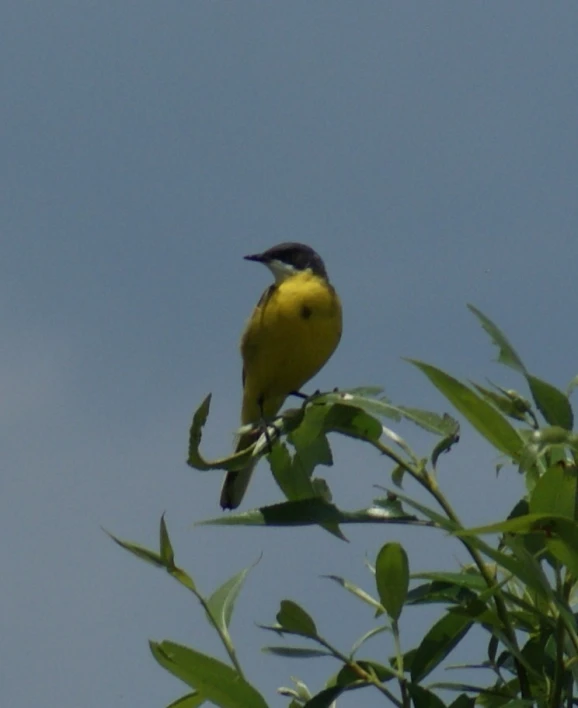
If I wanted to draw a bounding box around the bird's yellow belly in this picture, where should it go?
[241,272,342,423]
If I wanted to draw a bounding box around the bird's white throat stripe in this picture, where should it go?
[266,259,299,283]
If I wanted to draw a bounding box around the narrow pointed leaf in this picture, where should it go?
[106,529,196,589]
[322,402,383,442]
[262,647,331,658]
[411,572,486,592]
[149,641,267,708]
[318,390,401,422]
[169,567,197,593]
[287,677,312,701]
[106,530,165,569]
[167,693,206,708]
[391,464,406,488]
[526,374,573,430]
[458,512,576,537]
[199,498,418,532]
[471,384,529,422]
[337,386,385,396]
[303,686,344,707]
[448,695,476,708]
[543,519,578,576]
[336,660,396,684]
[448,598,502,629]
[269,442,317,502]
[186,394,258,472]
[382,491,458,532]
[350,626,389,655]
[408,683,448,708]
[397,407,459,436]
[477,535,554,601]
[467,305,526,373]
[323,575,383,613]
[375,542,409,621]
[290,413,334,469]
[410,611,472,682]
[431,419,460,469]
[206,561,257,634]
[460,514,578,578]
[187,395,213,470]
[409,360,522,460]
[406,581,476,607]
[276,600,318,639]
[529,463,577,519]
[160,514,175,568]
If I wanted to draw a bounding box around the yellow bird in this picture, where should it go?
[220,242,343,509]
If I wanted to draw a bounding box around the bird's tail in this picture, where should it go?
[219,430,259,510]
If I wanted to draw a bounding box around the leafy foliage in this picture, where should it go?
[112,307,578,707]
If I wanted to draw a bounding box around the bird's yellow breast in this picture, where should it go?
[240,270,342,423]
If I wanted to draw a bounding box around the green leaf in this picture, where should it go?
[206,560,257,637]
[321,390,458,436]
[290,407,334,469]
[166,693,207,708]
[407,682,448,708]
[149,641,267,708]
[335,660,396,686]
[467,305,526,373]
[408,360,523,460]
[431,681,506,698]
[407,581,476,607]
[281,677,311,702]
[484,535,554,602]
[458,512,574,537]
[303,686,344,707]
[159,514,175,568]
[529,463,578,519]
[431,418,460,469]
[471,383,530,422]
[372,494,416,521]
[448,597,502,630]
[187,394,213,470]
[460,514,578,577]
[411,571,487,593]
[391,464,406,487]
[337,386,385,396]
[262,647,331,658]
[276,600,318,639]
[106,530,166,569]
[322,402,383,442]
[382,490,459,532]
[317,390,401,422]
[397,407,459,436]
[323,575,384,614]
[543,519,578,576]
[186,394,257,472]
[106,527,196,590]
[375,542,409,621]
[448,695,476,708]
[199,497,417,534]
[269,442,318,503]
[410,610,472,682]
[349,626,390,655]
[526,374,573,430]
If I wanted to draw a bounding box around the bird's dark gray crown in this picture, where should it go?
[245,242,328,278]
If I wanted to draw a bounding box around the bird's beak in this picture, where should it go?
[244,252,267,263]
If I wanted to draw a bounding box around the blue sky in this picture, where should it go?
[2,3,578,707]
